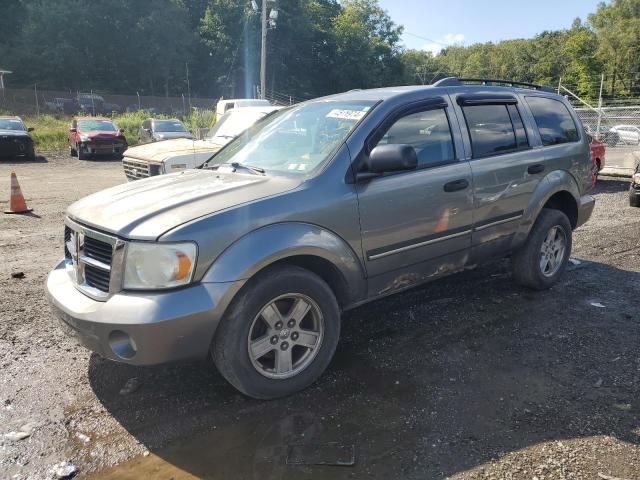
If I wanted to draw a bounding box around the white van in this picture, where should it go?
[215,98,271,121]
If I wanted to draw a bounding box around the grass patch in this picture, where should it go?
[18,110,216,152]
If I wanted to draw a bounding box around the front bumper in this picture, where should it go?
[576,194,596,228]
[46,260,241,365]
[80,142,127,155]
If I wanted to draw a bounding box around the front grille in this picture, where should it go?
[122,158,150,180]
[84,236,113,265]
[64,221,120,298]
[84,264,111,292]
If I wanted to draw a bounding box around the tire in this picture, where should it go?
[629,189,640,207]
[77,144,88,160]
[511,208,572,290]
[212,265,340,399]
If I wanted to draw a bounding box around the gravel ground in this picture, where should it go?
[0,151,639,480]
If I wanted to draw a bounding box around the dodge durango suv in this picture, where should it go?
[47,78,595,399]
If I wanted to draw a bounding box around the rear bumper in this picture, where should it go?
[576,194,595,228]
[46,260,242,365]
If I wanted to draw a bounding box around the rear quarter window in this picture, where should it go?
[525,96,579,146]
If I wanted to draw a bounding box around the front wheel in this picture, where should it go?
[511,209,572,290]
[212,265,340,399]
[77,144,88,160]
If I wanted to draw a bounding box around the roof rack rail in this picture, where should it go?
[432,76,555,93]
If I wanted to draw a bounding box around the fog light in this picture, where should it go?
[108,330,137,359]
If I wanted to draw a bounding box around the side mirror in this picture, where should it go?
[27,127,34,132]
[119,129,125,135]
[69,127,77,133]
[359,144,417,180]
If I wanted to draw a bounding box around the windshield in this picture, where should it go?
[206,101,374,175]
[0,118,27,131]
[206,111,271,141]
[154,120,187,132]
[77,120,117,132]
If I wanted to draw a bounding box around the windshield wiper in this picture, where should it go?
[208,162,266,175]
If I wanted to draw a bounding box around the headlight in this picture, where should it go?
[123,242,197,289]
[79,135,90,142]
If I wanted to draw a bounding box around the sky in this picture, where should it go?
[377,0,603,54]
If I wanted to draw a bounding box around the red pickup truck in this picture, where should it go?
[68,117,128,160]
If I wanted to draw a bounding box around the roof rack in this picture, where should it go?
[433,77,555,93]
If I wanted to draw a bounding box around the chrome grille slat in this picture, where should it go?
[122,158,150,180]
[63,218,124,300]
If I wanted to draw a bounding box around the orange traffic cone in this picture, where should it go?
[4,171,32,214]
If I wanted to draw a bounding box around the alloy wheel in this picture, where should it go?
[247,293,324,379]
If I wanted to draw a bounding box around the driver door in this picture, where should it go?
[355,99,474,295]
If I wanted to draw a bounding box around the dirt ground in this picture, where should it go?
[1,151,639,480]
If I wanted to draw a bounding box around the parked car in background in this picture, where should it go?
[138,118,194,144]
[77,93,105,115]
[585,125,619,146]
[610,125,640,145]
[45,97,79,115]
[48,78,595,399]
[68,117,127,160]
[215,98,271,120]
[587,133,605,182]
[0,116,35,161]
[122,106,281,180]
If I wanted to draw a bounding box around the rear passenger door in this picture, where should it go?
[451,92,544,257]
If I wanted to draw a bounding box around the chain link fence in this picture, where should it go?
[0,87,217,117]
[574,105,640,149]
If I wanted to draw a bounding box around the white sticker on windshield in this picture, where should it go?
[326,109,366,121]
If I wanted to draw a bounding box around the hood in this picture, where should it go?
[67,169,300,239]
[0,129,31,138]
[154,132,195,141]
[123,138,224,162]
[81,130,121,139]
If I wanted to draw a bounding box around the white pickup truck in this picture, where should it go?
[122,106,282,180]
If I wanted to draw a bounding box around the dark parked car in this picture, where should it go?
[77,93,105,115]
[68,117,127,160]
[138,118,194,143]
[629,160,640,207]
[0,116,35,161]
[48,78,595,399]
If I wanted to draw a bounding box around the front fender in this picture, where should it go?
[512,169,580,247]
[202,222,366,304]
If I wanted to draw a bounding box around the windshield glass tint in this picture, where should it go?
[154,120,187,132]
[208,101,374,174]
[207,111,269,140]
[0,119,26,131]
[78,120,117,132]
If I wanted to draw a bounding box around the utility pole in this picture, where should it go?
[185,62,192,112]
[260,0,267,100]
[596,73,604,141]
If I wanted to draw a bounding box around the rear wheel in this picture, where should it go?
[212,265,340,399]
[511,209,572,290]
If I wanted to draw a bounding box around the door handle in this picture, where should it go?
[527,164,545,174]
[443,179,469,192]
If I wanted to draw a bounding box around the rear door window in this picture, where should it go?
[462,104,526,158]
[525,96,579,146]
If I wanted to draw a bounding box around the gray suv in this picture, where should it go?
[47,78,595,399]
